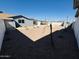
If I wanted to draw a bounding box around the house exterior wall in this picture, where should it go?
[8,21,16,27]
[33,20,41,26]
[73,17,79,48]
[73,0,79,9]
[36,21,41,26]
[0,20,5,50]
[73,0,79,48]
[15,18,33,26]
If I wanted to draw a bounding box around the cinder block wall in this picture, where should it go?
[0,20,5,50]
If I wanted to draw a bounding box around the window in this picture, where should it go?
[18,19,25,23]
[18,20,21,23]
[22,20,24,23]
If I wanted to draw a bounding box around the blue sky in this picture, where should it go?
[0,0,75,21]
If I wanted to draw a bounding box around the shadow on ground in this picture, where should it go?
[0,22,79,59]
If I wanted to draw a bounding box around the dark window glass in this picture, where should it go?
[18,20,21,23]
[22,20,24,23]
[18,20,24,23]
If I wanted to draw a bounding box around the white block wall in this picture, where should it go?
[0,20,5,50]
[73,17,79,48]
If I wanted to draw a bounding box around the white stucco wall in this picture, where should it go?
[15,18,33,26]
[73,17,79,48]
[37,21,41,26]
[0,20,5,50]
[52,22,63,26]
[8,21,16,27]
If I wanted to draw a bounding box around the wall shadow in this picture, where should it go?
[0,22,78,59]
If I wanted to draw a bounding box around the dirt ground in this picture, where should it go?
[17,25,64,41]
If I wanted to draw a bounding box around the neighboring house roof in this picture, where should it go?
[9,15,34,20]
[0,13,15,20]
